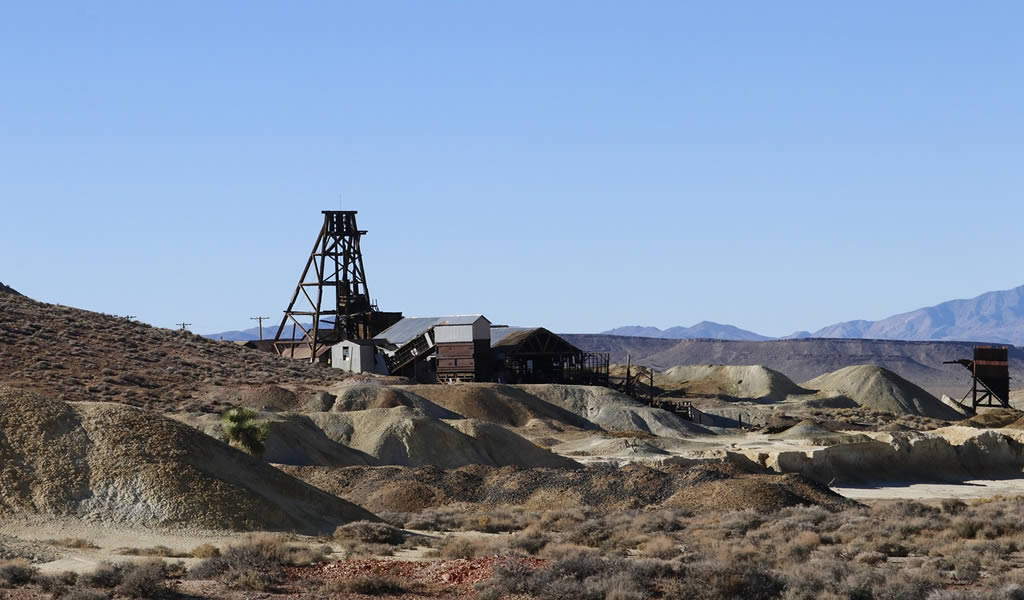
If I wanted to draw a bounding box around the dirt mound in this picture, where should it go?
[803,365,961,420]
[173,412,380,467]
[447,420,578,468]
[960,409,1024,429]
[523,385,712,437]
[663,473,844,513]
[397,384,595,429]
[306,408,578,469]
[658,365,811,402]
[0,281,20,295]
[284,462,855,514]
[0,291,350,411]
[328,383,460,419]
[237,385,299,411]
[0,387,375,533]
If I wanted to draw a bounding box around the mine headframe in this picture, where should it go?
[273,210,399,362]
[944,346,1011,409]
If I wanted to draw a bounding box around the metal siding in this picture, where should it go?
[435,324,474,343]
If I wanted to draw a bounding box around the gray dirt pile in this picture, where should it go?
[523,384,711,437]
[396,384,595,428]
[172,412,380,467]
[657,365,811,402]
[326,382,461,419]
[304,408,578,469]
[0,291,350,411]
[803,365,962,420]
[0,387,375,533]
[282,462,855,514]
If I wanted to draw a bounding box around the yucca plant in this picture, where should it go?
[221,407,269,456]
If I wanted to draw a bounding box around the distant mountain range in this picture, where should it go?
[205,321,304,341]
[602,322,772,341]
[206,285,1024,347]
[603,285,1024,346]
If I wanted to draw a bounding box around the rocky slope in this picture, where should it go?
[0,290,349,411]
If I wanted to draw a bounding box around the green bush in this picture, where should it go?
[221,407,269,455]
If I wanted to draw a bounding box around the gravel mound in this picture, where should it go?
[523,384,712,437]
[284,462,854,514]
[237,385,299,411]
[327,383,460,419]
[803,365,962,420]
[396,384,595,429]
[960,409,1024,429]
[658,365,811,402]
[175,412,380,467]
[0,387,375,533]
[306,408,578,469]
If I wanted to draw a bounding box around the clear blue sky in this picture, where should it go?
[2,2,1022,337]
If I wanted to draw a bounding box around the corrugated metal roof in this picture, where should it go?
[374,315,488,347]
[490,326,539,348]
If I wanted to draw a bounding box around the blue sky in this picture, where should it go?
[2,2,1022,337]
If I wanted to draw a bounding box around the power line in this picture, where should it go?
[250,315,270,341]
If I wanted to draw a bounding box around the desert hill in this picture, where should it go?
[564,335,1023,398]
[0,289,350,411]
[0,386,375,533]
[803,365,963,420]
[658,364,812,402]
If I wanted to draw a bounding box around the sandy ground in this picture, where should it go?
[834,479,1024,501]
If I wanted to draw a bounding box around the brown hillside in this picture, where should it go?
[0,386,376,533]
[0,291,349,411]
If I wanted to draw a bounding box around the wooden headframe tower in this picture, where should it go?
[273,211,374,361]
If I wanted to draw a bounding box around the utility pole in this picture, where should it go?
[177,322,191,331]
[250,316,270,341]
[123,315,136,322]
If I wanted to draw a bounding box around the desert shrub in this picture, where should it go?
[785,531,821,561]
[221,407,269,455]
[476,559,545,600]
[873,567,942,600]
[540,543,600,560]
[335,521,407,545]
[189,536,291,590]
[664,561,785,600]
[333,575,406,595]
[874,541,910,557]
[941,499,968,515]
[64,588,108,600]
[879,501,941,519]
[461,510,531,533]
[637,535,678,559]
[36,571,78,596]
[80,562,123,588]
[436,536,494,559]
[116,560,167,598]
[854,551,886,565]
[0,561,37,587]
[718,509,766,537]
[511,530,550,555]
[190,543,220,558]
[118,545,185,557]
